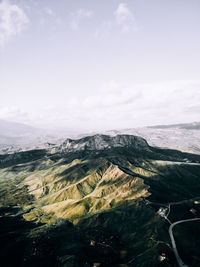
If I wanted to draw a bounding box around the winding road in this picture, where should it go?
[169,218,200,267]
[145,197,200,266]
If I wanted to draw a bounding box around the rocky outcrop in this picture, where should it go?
[59,134,150,153]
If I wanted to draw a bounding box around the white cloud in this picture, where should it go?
[69,9,93,30]
[0,106,29,122]
[59,80,200,129]
[41,6,61,26]
[114,3,137,33]
[0,0,29,46]
[1,81,200,131]
[81,82,141,110]
[44,7,54,16]
[94,20,112,39]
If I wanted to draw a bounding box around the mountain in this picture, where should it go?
[0,134,200,266]
[0,120,40,154]
[148,121,200,130]
[58,134,149,152]
[0,119,43,149]
[0,119,40,137]
[0,120,73,154]
[106,125,200,154]
[1,120,200,155]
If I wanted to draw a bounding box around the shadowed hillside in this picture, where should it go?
[0,134,200,266]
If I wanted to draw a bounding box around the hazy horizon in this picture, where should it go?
[1,0,200,132]
[1,117,200,134]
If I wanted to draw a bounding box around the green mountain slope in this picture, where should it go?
[0,134,200,266]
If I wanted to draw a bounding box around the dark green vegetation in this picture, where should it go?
[174,220,200,265]
[0,134,200,266]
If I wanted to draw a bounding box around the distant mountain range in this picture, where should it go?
[0,119,39,137]
[1,119,200,155]
[148,121,200,130]
[105,123,200,154]
[0,120,74,154]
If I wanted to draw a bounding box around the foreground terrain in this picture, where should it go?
[0,134,200,266]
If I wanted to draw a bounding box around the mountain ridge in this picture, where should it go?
[0,133,200,266]
[59,134,149,153]
[1,119,200,155]
[148,121,200,130]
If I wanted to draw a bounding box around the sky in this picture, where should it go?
[0,0,200,132]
